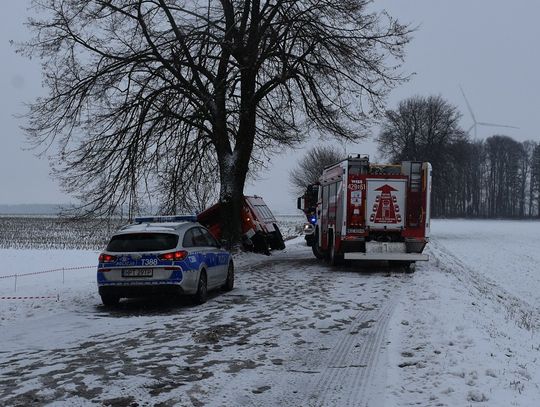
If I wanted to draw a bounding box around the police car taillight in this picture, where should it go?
[99,253,117,263]
[159,250,188,261]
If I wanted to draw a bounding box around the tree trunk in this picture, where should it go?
[218,158,245,250]
[216,110,256,249]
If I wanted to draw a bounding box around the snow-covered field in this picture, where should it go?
[387,220,540,406]
[1,219,539,406]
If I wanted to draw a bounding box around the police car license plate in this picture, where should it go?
[122,269,153,278]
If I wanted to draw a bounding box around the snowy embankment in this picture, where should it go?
[386,219,540,406]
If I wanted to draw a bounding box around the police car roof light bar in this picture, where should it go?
[134,215,197,224]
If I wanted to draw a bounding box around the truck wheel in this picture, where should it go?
[329,235,344,266]
[253,233,270,255]
[311,228,325,260]
[404,262,416,274]
[270,224,286,250]
[392,261,415,273]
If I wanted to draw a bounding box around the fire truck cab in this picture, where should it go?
[312,155,431,270]
[297,183,319,246]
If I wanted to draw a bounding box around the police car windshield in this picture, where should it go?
[106,233,179,252]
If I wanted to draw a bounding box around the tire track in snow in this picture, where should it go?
[306,281,401,407]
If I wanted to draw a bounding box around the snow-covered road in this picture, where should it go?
[1,220,540,406]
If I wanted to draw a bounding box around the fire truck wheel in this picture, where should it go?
[311,228,325,260]
[391,261,415,273]
[328,233,344,266]
[404,262,416,273]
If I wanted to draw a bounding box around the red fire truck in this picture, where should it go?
[309,155,431,270]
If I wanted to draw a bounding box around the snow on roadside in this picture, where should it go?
[276,214,306,240]
[0,235,306,331]
[0,249,100,325]
[386,220,540,406]
[0,212,306,328]
[432,219,540,307]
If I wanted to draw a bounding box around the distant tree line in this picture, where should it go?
[378,95,540,218]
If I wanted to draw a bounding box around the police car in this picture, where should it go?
[97,216,234,307]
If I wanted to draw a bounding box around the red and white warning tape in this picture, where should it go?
[0,265,95,279]
[0,295,59,301]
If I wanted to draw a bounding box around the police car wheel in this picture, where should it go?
[101,294,120,307]
[222,262,234,292]
[193,271,208,305]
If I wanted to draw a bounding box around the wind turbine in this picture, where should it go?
[459,85,519,138]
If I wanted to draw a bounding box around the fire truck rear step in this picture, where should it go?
[344,252,429,261]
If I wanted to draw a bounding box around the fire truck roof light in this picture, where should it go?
[134,215,197,223]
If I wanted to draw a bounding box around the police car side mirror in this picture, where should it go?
[220,239,228,249]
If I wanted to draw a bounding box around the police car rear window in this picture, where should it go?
[106,233,179,252]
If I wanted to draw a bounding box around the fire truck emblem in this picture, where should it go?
[369,184,401,224]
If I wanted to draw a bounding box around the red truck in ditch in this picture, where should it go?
[306,155,432,271]
[197,195,285,253]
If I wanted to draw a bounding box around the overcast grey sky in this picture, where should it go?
[1,1,538,212]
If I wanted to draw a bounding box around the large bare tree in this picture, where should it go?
[20,0,411,244]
